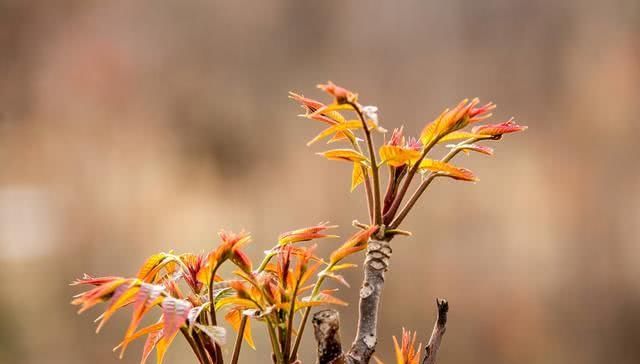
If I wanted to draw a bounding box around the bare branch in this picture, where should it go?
[313,309,345,364]
[422,298,449,364]
[346,239,392,364]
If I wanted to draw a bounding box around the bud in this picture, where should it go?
[317,81,358,104]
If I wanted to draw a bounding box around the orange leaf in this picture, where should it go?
[300,291,348,308]
[125,283,165,342]
[379,145,421,167]
[318,149,367,163]
[447,143,494,156]
[306,120,361,146]
[137,253,170,282]
[471,118,527,136]
[96,282,140,333]
[278,223,338,246]
[157,298,192,364]
[319,271,350,287]
[113,320,163,359]
[225,309,256,349]
[142,330,162,364]
[317,81,358,104]
[393,328,422,364]
[418,159,477,182]
[437,131,482,143]
[420,98,494,145]
[329,225,378,264]
[351,162,368,191]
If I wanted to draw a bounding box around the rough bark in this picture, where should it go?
[346,239,392,364]
[313,309,345,364]
[422,298,449,364]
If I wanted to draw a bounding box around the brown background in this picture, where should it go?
[1,1,639,363]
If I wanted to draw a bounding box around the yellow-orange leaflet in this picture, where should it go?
[419,159,478,182]
[306,120,362,146]
[318,149,367,163]
[379,145,421,167]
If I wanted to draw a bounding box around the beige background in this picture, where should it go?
[0,1,639,363]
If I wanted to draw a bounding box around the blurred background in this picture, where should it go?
[1,1,639,363]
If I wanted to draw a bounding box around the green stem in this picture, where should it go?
[289,265,333,361]
[208,264,221,326]
[283,278,301,362]
[267,317,285,364]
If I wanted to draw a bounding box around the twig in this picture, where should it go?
[346,239,392,364]
[313,309,346,364]
[230,316,248,364]
[389,137,480,229]
[382,138,439,225]
[422,299,449,364]
[284,279,301,362]
[182,328,209,364]
[349,101,382,225]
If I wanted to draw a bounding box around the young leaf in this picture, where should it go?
[379,145,421,167]
[113,320,163,359]
[447,143,494,156]
[96,283,141,333]
[351,162,367,191]
[419,159,477,182]
[142,330,163,364]
[471,117,527,137]
[195,324,226,345]
[318,149,367,163]
[157,298,192,364]
[306,120,362,146]
[225,309,256,349]
[393,329,422,364]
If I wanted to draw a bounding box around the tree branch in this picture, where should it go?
[422,298,449,364]
[313,309,346,364]
[346,239,392,364]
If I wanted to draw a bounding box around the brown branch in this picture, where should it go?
[422,298,449,364]
[346,239,392,364]
[313,309,346,364]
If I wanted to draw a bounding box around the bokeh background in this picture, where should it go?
[1,1,639,363]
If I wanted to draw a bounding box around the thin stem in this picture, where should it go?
[383,137,439,224]
[349,101,382,225]
[182,328,208,364]
[389,174,437,229]
[187,328,213,364]
[283,278,301,362]
[290,266,332,360]
[208,264,221,326]
[389,138,480,229]
[230,316,248,364]
[362,168,375,224]
[257,251,276,272]
[267,316,285,364]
